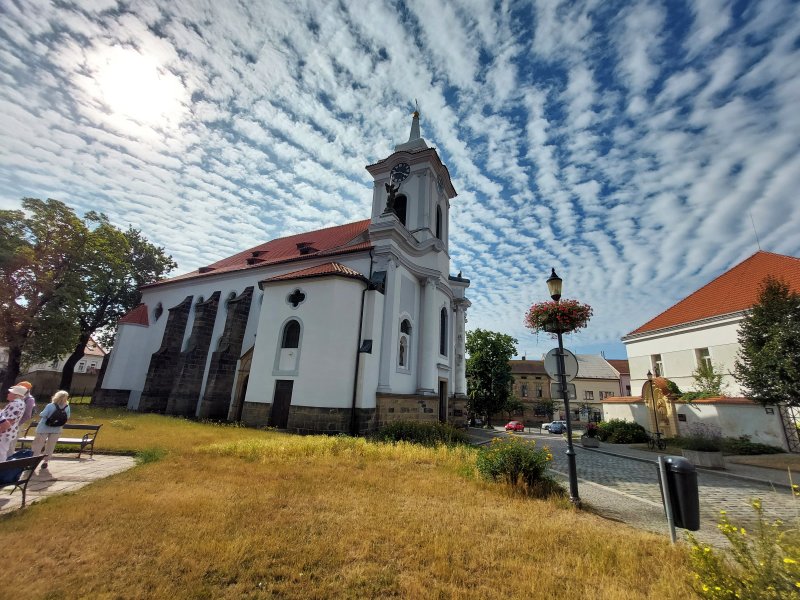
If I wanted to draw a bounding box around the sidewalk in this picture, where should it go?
[0,454,136,513]
[583,440,797,489]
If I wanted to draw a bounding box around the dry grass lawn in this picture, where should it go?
[0,408,697,599]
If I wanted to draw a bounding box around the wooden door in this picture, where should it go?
[269,380,293,428]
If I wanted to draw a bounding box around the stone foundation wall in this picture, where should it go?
[448,396,468,424]
[92,388,131,407]
[375,393,439,429]
[241,401,271,427]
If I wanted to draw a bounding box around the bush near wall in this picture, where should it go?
[597,419,648,444]
[374,421,469,447]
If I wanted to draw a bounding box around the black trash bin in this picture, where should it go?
[663,456,700,531]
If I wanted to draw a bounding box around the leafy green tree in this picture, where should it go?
[58,214,176,391]
[1,199,176,392]
[465,329,517,427]
[734,277,800,407]
[1,198,88,390]
[681,362,728,401]
[502,395,525,420]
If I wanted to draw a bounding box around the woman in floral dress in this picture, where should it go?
[0,385,27,459]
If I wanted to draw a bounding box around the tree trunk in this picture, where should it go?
[1,345,23,392]
[59,333,91,392]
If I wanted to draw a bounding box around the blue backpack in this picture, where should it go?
[0,449,34,484]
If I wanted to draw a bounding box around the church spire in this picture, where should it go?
[394,101,428,152]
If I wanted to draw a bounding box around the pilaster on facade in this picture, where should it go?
[377,256,399,393]
[417,276,438,394]
[452,297,470,397]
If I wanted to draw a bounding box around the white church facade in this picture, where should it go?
[95,112,471,434]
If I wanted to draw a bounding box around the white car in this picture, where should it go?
[541,420,566,432]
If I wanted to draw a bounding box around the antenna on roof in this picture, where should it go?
[749,211,761,251]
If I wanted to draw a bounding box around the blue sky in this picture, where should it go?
[1,0,799,361]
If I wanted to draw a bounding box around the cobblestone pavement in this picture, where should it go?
[471,428,799,546]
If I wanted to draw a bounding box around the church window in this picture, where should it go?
[281,320,301,349]
[436,205,442,239]
[398,319,412,369]
[287,289,306,308]
[439,308,448,356]
[395,194,407,226]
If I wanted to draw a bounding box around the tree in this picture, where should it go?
[465,329,517,427]
[58,215,176,391]
[734,276,800,407]
[681,362,728,401]
[0,199,176,392]
[502,396,525,420]
[1,199,88,391]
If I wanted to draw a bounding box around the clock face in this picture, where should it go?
[390,162,411,183]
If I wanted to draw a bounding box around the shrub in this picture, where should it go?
[683,423,723,452]
[374,421,469,447]
[721,435,784,455]
[597,419,648,444]
[688,497,800,599]
[666,380,683,396]
[476,437,555,494]
[584,422,599,438]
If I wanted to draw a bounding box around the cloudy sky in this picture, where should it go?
[1,0,799,360]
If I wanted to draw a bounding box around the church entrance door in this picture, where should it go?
[438,380,447,423]
[269,380,293,428]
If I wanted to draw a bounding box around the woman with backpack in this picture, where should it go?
[31,390,71,470]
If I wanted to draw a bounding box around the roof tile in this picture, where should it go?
[628,251,800,335]
[119,304,149,326]
[262,262,368,284]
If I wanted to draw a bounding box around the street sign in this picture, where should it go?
[550,382,577,400]
[544,348,579,382]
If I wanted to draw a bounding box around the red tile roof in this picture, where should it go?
[143,219,371,289]
[601,395,756,405]
[605,359,630,374]
[601,396,642,403]
[628,251,800,336]
[261,262,368,284]
[119,304,149,326]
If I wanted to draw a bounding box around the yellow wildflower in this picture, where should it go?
[784,557,797,565]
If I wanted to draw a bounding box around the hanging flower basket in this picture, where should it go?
[524,299,593,335]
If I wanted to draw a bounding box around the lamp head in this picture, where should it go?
[546,268,562,302]
[647,370,653,382]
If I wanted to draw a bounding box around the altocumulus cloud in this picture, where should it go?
[1,0,799,359]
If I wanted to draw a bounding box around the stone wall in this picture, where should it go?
[375,393,439,429]
[241,401,271,427]
[166,292,220,416]
[139,295,193,413]
[199,287,254,420]
[92,388,131,407]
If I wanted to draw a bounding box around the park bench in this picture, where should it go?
[0,455,44,507]
[18,422,102,459]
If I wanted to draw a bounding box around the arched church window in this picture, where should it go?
[281,320,301,349]
[398,318,412,369]
[439,308,448,356]
[395,194,407,227]
[436,205,442,239]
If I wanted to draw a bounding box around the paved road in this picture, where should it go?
[471,428,798,545]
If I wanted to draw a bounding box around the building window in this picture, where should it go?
[439,307,448,356]
[521,384,528,398]
[696,347,711,370]
[651,354,664,377]
[584,391,594,401]
[536,383,543,398]
[399,319,412,369]
[395,194,407,226]
[281,320,301,349]
[436,205,442,239]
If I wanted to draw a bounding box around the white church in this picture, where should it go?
[95,111,471,434]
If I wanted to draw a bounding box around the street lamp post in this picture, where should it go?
[546,268,580,505]
[647,370,661,441]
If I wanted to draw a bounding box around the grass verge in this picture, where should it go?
[1,407,697,599]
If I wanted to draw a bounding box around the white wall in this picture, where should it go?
[625,317,743,395]
[247,276,365,409]
[676,403,788,450]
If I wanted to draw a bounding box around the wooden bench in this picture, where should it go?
[0,455,44,507]
[18,423,102,459]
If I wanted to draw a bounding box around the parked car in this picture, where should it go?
[541,421,553,431]
[505,420,524,432]
[548,421,568,434]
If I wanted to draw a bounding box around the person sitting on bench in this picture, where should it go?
[31,391,71,471]
[0,385,26,460]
